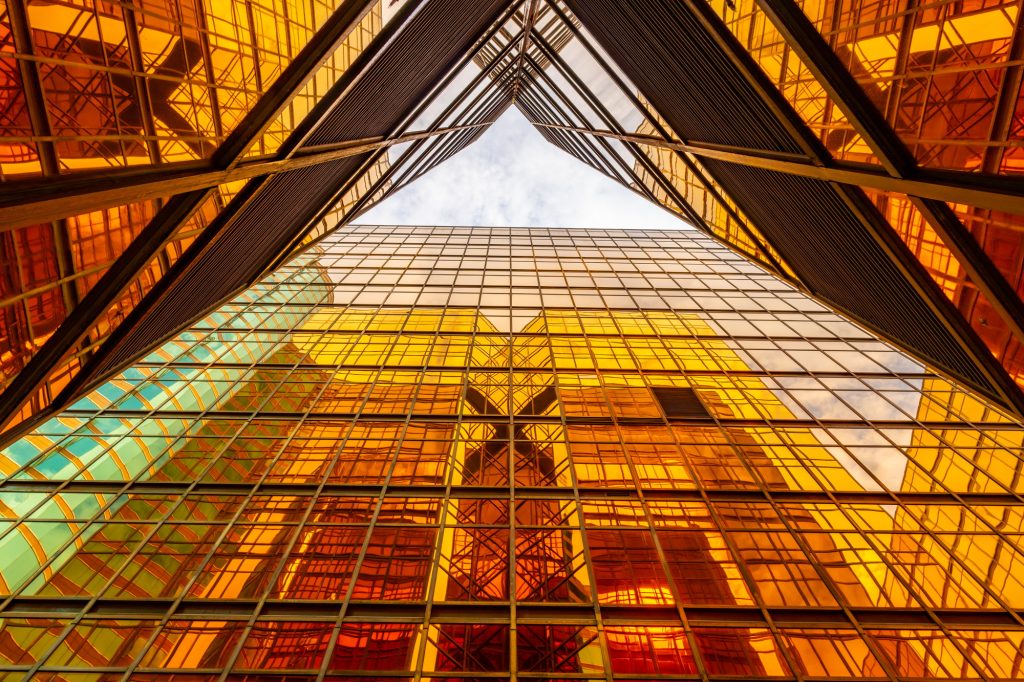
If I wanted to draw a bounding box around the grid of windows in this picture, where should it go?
[4,0,1023,463]
[524,0,1024,392]
[0,0,387,428]
[704,0,1024,390]
[1,225,1023,680]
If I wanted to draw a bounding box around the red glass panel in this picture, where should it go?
[658,530,755,606]
[330,623,417,672]
[270,525,368,601]
[604,626,696,675]
[693,627,790,676]
[515,529,588,602]
[234,622,333,671]
[350,526,436,600]
[587,529,674,605]
[440,527,509,601]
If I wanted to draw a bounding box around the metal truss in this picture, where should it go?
[0,0,383,432]
[755,0,1024,350]
[559,0,1024,418]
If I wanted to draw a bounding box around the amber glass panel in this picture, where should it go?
[2,225,1023,680]
[708,0,879,165]
[0,0,384,176]
[1,193,220,432]
[789,0,1024,371]
[797,0,1022,173]
[952,201,1024,389]
[862,188,1024,390]
[705,0,1024,391]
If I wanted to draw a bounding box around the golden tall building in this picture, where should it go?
[2,0,1024,679]
[1,0,1024,432]
[1,224,1023,680]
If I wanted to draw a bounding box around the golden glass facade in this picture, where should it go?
[2,0,1023,438]
[1,0,387,426]
[2,224,1023,680]
[515,0,1024,397]
[707,0,1024,393]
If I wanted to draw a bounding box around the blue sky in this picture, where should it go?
[355,108,692,229]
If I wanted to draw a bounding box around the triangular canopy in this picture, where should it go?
[1,0,1023,437]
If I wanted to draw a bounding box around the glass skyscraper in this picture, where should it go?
[3,0,1024,434]
[2,224,1023,680]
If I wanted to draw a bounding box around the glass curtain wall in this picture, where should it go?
[0,0,389,426]
[521,0,1024,392]
[1,224,1023,680]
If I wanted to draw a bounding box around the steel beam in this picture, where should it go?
[0,125,488,230]
[121,4,163,164]
[983,5,1024,175]
[0,0,382,433]
[6,0,58,177]
[535,123,1024,215]
[510,0,540,100]
[756,0,1024,350]
[2,477,1021,506]
[0,594,1020,630]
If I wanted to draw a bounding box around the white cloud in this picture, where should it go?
[355,108,692,230]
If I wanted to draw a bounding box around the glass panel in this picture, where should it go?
[1,224,1022,680]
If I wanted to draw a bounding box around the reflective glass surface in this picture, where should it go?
[2,225,1022,680]
[1,0,388,428]
[522,0,1024,392]
[707,0,1024,389]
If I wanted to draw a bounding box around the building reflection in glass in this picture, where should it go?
[1,225,1023,680]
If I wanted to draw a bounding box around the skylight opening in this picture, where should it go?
[355,108,694,229]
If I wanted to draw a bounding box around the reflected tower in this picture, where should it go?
[2,225,1023,680]
[2,0,1024,440]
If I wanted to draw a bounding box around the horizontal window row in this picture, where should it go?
[7,415,1021,498]
[8,617,1018,679]
[3,510,1024,613]
[53,370,1010,432]
[196,304,879,339]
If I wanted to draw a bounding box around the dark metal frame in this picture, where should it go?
[5,0,81,319]
[755,0,1024,350]
[0,0,384,432]
[558,0,1024,418]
